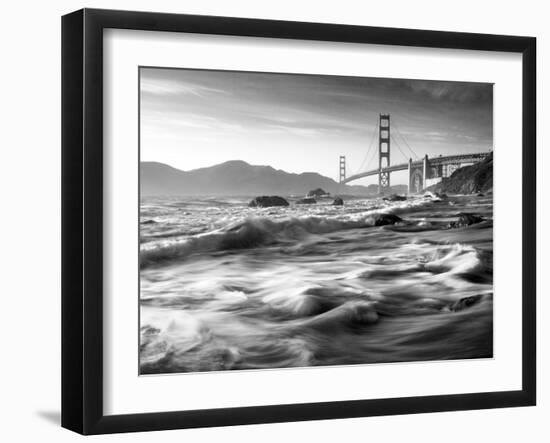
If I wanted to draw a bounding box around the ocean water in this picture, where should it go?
[139,193,493,374]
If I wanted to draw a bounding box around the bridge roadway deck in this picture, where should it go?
[341,152,490,184]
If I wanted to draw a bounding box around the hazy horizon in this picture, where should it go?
[140,67,493,185]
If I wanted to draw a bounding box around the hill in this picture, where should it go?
[140,160,407,197]
[427,153,493,194]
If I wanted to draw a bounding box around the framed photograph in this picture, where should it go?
[62,8,536,435]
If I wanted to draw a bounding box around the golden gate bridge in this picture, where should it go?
[339,114,491,194]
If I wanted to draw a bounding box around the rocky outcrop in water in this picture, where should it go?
[296,197,317,204]
[332,197,344,206]
[248,196,289,208]
[372,213,403,226]
[423,191,447,200]
[383,194,407,202]
[307,188,329,197]
[449,212,484,228]
[449,295,483,312]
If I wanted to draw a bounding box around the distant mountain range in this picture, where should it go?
[140,160,407,197]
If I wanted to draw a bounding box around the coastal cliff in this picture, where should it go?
[427,152,493,195]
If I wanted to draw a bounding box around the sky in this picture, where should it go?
[140,67,493,185]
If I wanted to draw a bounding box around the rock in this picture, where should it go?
[449,295,483,312]
[449,212,484,228]
[306,188,329,198]
[296,197,317,204]
[383,194,407,201]
[477,192,484,197]
[372,213,403,226]
[141,326,160,336]
[332,197,344,206]
[248,196,289,208]
[435,192,448,199]
[422,191,441,199]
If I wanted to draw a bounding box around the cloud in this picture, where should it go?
[407,80,492,104]
[140,76,229,97]
[139,67,493,178]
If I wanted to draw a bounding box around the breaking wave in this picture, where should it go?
[140,213,395,268]
[139,196,445,268]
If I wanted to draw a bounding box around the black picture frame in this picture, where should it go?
[61,8,536,435]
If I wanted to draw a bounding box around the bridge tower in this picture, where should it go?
[339,155,346,183]
[378,114,391,194]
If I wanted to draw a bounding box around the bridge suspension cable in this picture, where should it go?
[364,132,380,171]
[390,132,417,165]
[352,119,379,176]
[392,118,420,160]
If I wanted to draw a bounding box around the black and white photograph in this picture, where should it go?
[1,0,545,438]
[139,68,494,375]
